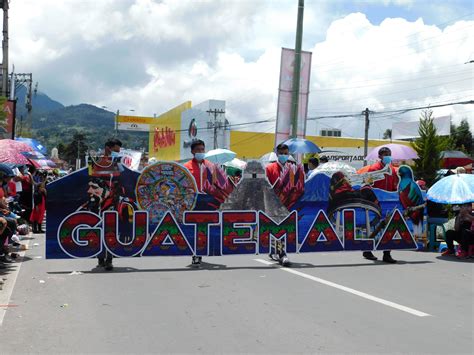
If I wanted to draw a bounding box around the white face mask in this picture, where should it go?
[194,153,206,161]
[278,155,289,164]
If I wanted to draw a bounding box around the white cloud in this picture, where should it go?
[8,0,474,139]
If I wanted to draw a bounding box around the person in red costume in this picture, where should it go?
[184,139,208,193]
[184,139,209,265]
[363,146,398,263]
[265,143,290,187]
[265,143,297,266]
[366,147,399,192]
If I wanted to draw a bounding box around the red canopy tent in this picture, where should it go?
[440,150,474,169]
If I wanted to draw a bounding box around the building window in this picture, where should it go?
[320,129,341,137]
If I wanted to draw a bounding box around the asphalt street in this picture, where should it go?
[0,233,473,354]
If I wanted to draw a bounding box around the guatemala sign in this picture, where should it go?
[46,159,420,259]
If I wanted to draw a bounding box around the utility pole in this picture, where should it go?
[1,0,8,97]
[14,73,34,136]
[363,108,371,166]
[115,109,119,136]
[290,0,304,138]
[207,108,225,149]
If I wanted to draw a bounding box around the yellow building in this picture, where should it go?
[230,131,411,168]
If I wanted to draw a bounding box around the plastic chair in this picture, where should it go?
[427,217,447,252]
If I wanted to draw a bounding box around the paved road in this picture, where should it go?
[0,234,473,354]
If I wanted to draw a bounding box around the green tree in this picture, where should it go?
[411,110,449,187]
[451,119,472,154]
[382,129,392,140]
[62,132,88,166]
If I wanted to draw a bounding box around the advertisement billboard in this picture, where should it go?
[117,115,153,132]
[392,116,451,140]
[275,48,312,145]
[148,101,191,161]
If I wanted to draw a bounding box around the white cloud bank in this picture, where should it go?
[9,0,474,138]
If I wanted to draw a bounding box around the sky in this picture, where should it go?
[8,0,474,139]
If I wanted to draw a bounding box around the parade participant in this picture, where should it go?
[183,139,208,193]
[30,170,47,233]
[265,143,291,186]
[363,147,398,263]
[319,155,329,164]
[442,204,474,258]
[184,139,210,265]
[265,143,296,266]
[366,147,399,191]
[92,138,123,271]
[19,165,34,222]
[308,157,319,171]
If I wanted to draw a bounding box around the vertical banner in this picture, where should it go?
[275,48,312,146]
[0,99,15,139]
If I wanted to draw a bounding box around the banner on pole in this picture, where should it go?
[275,48,312,146]
[0,99,15,139]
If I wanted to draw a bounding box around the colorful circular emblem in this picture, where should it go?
[135,162,198,224]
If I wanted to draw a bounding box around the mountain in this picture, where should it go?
[15,85,64,118]
[14,89,148,153]
[33,103,115,130]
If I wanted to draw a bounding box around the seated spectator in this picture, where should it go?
[442,203,474,258]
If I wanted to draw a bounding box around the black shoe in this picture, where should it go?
[104,259,114,271]
[191,256,202,265]
[382,252,397,264]
[363,251,378,261]
[97,258,105,267]
[0,255,14,263]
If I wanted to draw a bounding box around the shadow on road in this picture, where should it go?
[46,258,435,275]
[435,256,474,263]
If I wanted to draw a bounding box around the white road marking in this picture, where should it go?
[254,258,430,317]
[0,236,33,326]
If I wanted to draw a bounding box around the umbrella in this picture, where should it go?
[21,151,57,170]
[427,173,474,204]
[15,137,48,155]
[283,138,321,154]
[312,161,357,177]
[0,139,34,164]
[365,143,417,161]
[223,158,247,170]
[0,163,15,177]
[204,148,236,164]
[440,150,474,169]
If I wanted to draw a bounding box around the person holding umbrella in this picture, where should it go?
[363,147,398,263]
[427,168,474,257]
[442,204,474,258]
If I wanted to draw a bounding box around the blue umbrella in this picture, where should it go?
[15,137,47,155]
[283,138,321,154]
[0,163,15,177]
[204,149,236,164]
[427,173,474,204]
